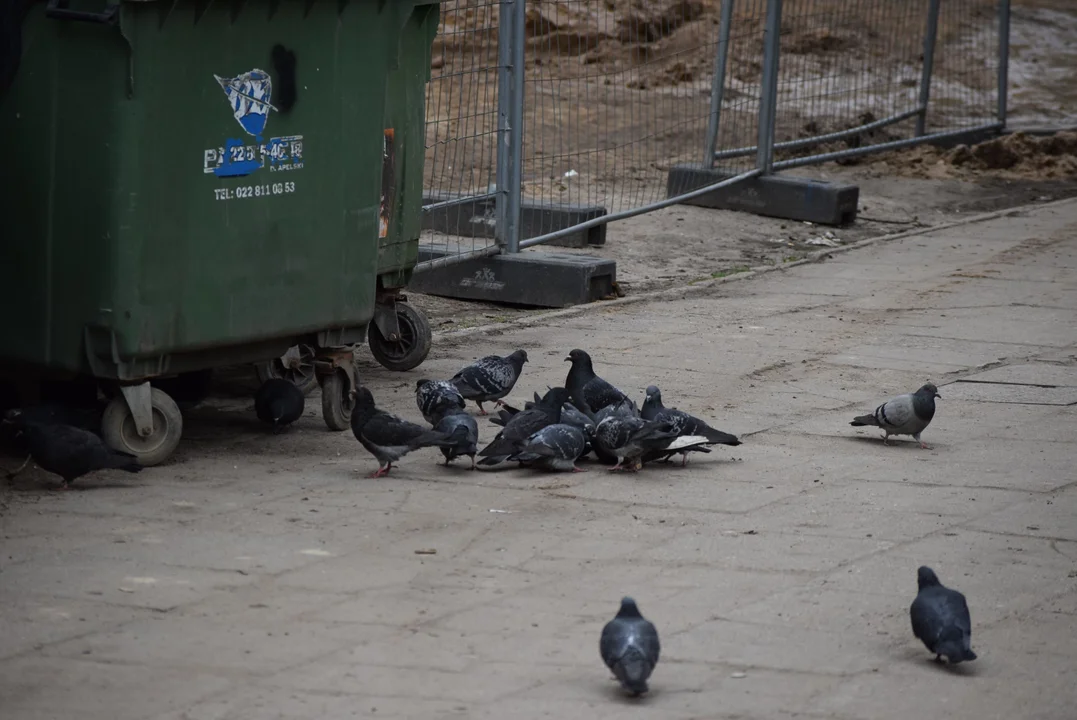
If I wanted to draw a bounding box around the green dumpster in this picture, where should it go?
[0,0,440,465]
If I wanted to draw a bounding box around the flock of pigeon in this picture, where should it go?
[1,345,968,696]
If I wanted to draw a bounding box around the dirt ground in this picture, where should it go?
[415,0,1077,330]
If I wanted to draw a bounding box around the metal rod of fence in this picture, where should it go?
[997,0,1011,126]
[714,107,924,161]
[915,0,941,137]
[422,191,499,214]
[703,0,736,168]
[772,123,1004,172]
[494,0,514,246]
[518,168,764,249]
[756,0,783,174]
[503,0,526,254]
[413,243,504,273]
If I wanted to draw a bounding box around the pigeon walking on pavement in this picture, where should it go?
[507,422,591,472]
[910,566,977,664]
[349,387,454,478]
[255,378,305,432]
[565,349,629,416]
[600,597,661,697]
[450,349,529,415]
[850,383,940,449]
[3,410,142,489]
[415,379,466,425]
[476,387,571,466]
[641,385,741,465]
[433,409,479,469]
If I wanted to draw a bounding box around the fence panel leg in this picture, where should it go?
[504,0,525,254]
[916,0,942,137]
[756,0,782,174]
[494,0,515,248]
[997,0,1011,127]
[703,0,736,168]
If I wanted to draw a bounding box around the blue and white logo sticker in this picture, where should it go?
[203,68,304,180]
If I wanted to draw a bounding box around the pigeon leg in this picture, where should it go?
[882,433,890,445]
[469,456,476,471]
[914,433,933,450]
[608,462,625,472]
[680,453,689,467]
[475,402,488,416]
[571,465,587,473]
[369,463,392,479]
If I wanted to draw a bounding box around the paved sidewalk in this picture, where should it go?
[2,200,1076,720]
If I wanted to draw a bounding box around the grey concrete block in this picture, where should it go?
[666,163,860,226]
[409,248,617,308]
[423,193,607,248]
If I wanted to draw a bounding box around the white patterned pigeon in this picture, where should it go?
[641,385,740,465]
[350,387,454,478]
[910,566,977,664]
[600,597,661,697]
[565,349,629,416]
[850,383,940,449]
[415,379,466,425]
[594,414,684,472]
[450,349,529,415]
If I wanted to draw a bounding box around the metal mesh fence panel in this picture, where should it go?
[518,0,759,238]
[761,0,1002,169]
[419,0,504,269]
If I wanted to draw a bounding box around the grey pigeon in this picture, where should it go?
[450,349,529,415]
[641,385,741,465]
[600,597,661,697]
[255,378,305,432]
[593,414,683,472]
[910,566,977,664]
[415,379,466,425]
[508,422,591,472]
[476,387,571,466]
[851,383,940,449]
[565,349,629,416]
[350,387,454,478]
[3,410,141,489]
[434,409,479,469]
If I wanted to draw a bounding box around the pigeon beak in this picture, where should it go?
[563,356,571,362]
[935,392,942,399]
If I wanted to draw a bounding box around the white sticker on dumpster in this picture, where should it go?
[203,68,304,180]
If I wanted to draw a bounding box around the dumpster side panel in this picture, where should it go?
[0,10,130,371]
[378,2,438,287]
[108,1,385,358]
[1,0,401,375]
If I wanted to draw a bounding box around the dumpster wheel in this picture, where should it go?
[320,366,357,432]
[101,387,184,467]
[254,344,319,396]
[368,301,432,372]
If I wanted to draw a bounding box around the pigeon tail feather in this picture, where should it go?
[850,414,878,427]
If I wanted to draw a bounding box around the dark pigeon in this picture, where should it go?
[349,387,454,478]
[434,409,479,469]
[851,383,940,449]
[507,422,591,472]
[593,414,681,472]
[3,410,141,489]
[641,385,741,465]
[600,597,661,697]
[450,349,529,415]
[415,379,466,425]
[1,402,104,477]
[255,378,305,432]
[910,566,977,664]
[477,387,571,466]
[565,349,629,416]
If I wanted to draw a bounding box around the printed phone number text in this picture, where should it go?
[214,181,296,201]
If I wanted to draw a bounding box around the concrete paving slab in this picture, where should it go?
[3,198,1077,719]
